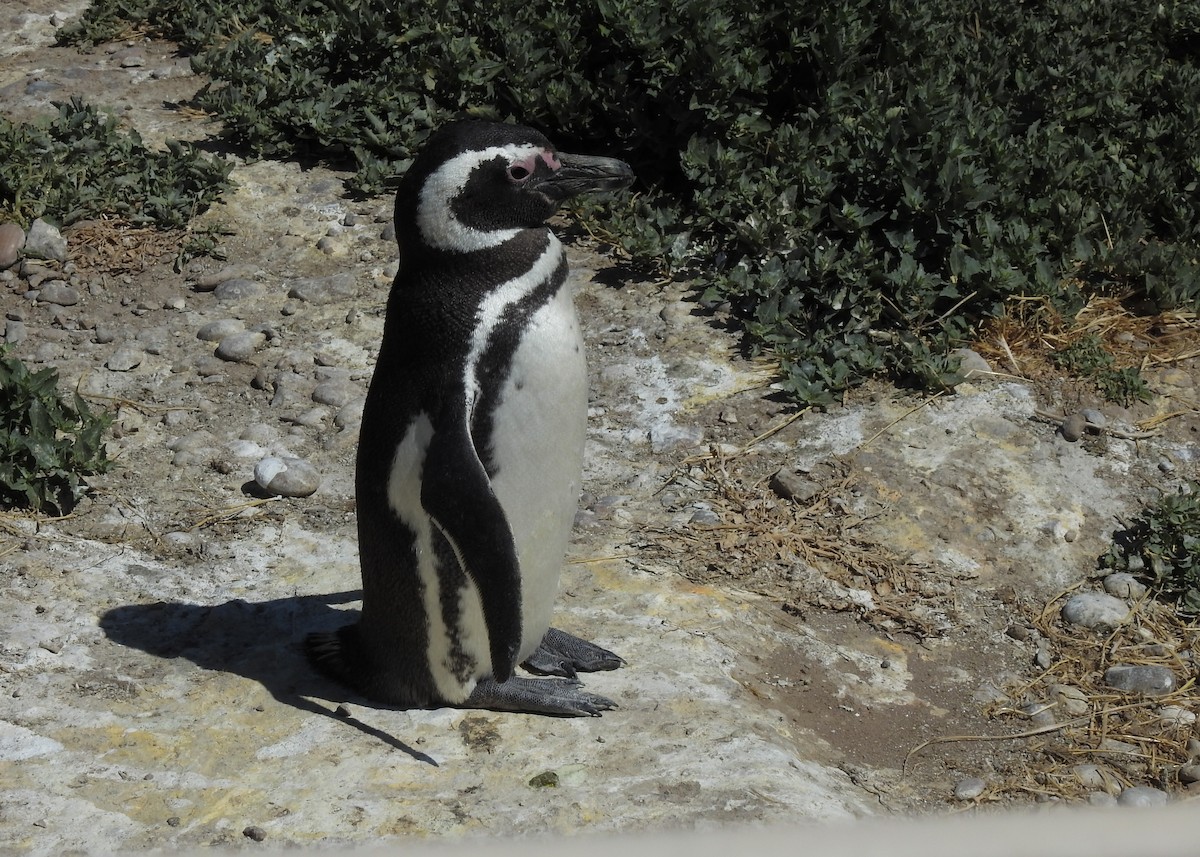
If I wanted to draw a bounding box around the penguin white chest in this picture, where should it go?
[487,283,588,660]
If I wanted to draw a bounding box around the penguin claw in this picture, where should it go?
[465,676,618,717]
[521,627,624,677]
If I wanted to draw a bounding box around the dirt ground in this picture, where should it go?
[3,5,1200,853]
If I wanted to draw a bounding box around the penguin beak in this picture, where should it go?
[537,153,635,201]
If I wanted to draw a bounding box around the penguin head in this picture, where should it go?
[396,120,634,256]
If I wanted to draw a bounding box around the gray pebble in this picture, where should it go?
[194,355,227,377]
[1158,457,1176,474]
[952,777,986,800]
[216,331,267,363]
[4,319,26,344]
[1103,572,1147,600]
[194,264,259,291]
[197,318,246,341]
[287,273,357,304]
[167,431,213,454]
[254,456,321,498]
[1070,764,1109,790]
[24,218,67,262]
[770,468,821,503]
[1080,408,1106,429]
[242,825,267,842]
[1103,664,1177,696]
[213,278,265,302]
[1179,764,1200,784]
[1048,684,1090,716]
[0,222,26,268]
[93,325,117,344]
[106,345,144,372]
[1116,786,1169,807]
[291,407,329,428]
[689,506,721,526]
[1061,592,1130,630]
[1059,412,1087,442]
[38,280,80,306]
[312,379,360,407]
[951,347,992,378]
[1087,792,1117,807]
[381,223,397,243]
[334,401,364,429]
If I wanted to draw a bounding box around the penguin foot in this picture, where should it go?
[465,676,616,717]
[521,627,625,678]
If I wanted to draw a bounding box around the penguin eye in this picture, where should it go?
[507,164,532,183]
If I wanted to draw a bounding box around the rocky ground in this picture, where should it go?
[2,4,1200,854]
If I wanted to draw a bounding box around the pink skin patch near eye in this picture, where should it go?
[540,150,562,171]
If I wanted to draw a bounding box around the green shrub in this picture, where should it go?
[1049,334,1153,406]
[1104,483,1200,614]
[0,351,112,515]
[61,0,1200,403]
[0,96,234,229]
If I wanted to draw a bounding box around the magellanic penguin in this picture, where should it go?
[306,121,635,716]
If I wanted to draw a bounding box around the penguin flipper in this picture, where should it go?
[522,627,625,677]
[420,412,523,684]
[465,676,616,717]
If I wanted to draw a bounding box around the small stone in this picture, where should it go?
[1059,413,1087,442]
[254,456,321,498]
[952,348,992,379]
[1103,572,1147,600]
[4,319,26,344]
[334,401,364,430]
[770,468,822,503]
[1005,624,1034,642]
[1188,738,1200,760]
[1116,786,1168,808]
[1087,792,1117,807]
[1158,705,1196,726]
[242,825,267,842]
[216,331,267,363]
[1103,664,1176,696]
[197,318,246,342]
[94,325,117,344]
[1179,764,1200,785]
[528,771,559,788]
[24,218,67,262]
[1061,592,1130,630]
[164,296,186,311]
[311,379,360,408]
[689,507,721,525]
[0,222,26,268]
[166,816,181,827]
[1158,457,1176,474]
[106,345,143,372]
[213,278,265,302]
[1080,408,1106,429]
[649,424,704,453]
[38,281,79,306]
[119,52,145,68]
[316,236,339,254]
[194,264,259,291]
[953,777,986,800]
[1070,764,1109,790]
[1048,684,1090,716]
[287,273,357,303]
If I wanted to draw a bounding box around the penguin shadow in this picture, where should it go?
[99,592,438,766]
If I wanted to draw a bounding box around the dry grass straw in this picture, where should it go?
[66,218,185,277]
[989,589,1200,799]
[642,443,948,637]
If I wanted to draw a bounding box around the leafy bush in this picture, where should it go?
[1104,483,1200,614]
[0,351,112,515]
[1048,334,1152,406]
[0,96,234,229]
[61,0,1200,403]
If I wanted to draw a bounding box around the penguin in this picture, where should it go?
[306,121,635,716]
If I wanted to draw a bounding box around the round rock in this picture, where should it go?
[311,379,360,408]
[213,278,265,302]
[953,777,986,800]
[1061,592,1130,630]
[1116,786,1168,808]
[24,218,67,262]
[1103,664,1176,696]
[0,222,26,268]
[106,345,144,372]
[254,456,321,498]
[38,281,80,306]
[216,331,267,363]
[1059,412,1088,442]
[1103,572,1147,600]
[197,319,245,342]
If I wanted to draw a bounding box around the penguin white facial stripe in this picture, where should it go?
[463,235,564,405]
[416,144,546,252]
